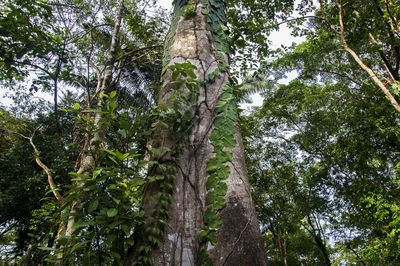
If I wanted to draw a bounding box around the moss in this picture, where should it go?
[183,5,196,19]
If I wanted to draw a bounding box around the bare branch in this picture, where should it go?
[5,128,65,204]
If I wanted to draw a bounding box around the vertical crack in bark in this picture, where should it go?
[222,215,253,265]
[194,2,213,115]
[229,159,252,201]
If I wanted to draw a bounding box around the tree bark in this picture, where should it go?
[125,1,267,265]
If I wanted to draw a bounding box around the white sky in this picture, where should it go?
[158,0,172,10]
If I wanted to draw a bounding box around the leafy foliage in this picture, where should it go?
[2,0,400,264]
[0,0,54,81]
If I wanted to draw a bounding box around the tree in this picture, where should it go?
[0,107,77,264]
[236,1,400,261]
[243,74,400,264]
[319,0,400,114]
[241,114,333,265]
[124,0,267,265]
[267,0,400,115]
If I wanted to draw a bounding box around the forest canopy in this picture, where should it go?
[1,0,399,265]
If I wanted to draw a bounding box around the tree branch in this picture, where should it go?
[8,128,65,204]
[335,0,400,114]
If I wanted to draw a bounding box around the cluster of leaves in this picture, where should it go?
[0,0,168,263]
[0,108,77,264]
[183,0,196,19]
[243,35,400,266]
[242,78,400,264]
[225,0,299,76]
[0,87,154,264]
[49,91,148,264]
[0,0,54,81]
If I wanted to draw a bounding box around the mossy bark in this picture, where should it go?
[124,1,267,265]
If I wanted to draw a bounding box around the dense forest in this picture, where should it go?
[1,0,399,265]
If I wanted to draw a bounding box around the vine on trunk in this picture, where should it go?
[198,0,237,264]
[133,61,200,265]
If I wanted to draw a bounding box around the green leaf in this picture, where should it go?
[205,191,217,205]
[209,231,217,245]
[81,109,105,113]
[202,9,209,15]
[206,157,220,173]
[38,246,57,251]
[215,166,230,180]
[206,175,219,190]
[88,199,99,213]
[213,196,226,210]
[113,198,121,205]
[215,182,228,196]
[93,168,102,178]
[118,129,127,138]
[215,100,227,112]
[108,102,117,112]
[107,208,118,217]
[103,149,116,157]
[186,69,197,79]
[217,150,233,163]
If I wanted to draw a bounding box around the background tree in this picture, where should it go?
[235,0,400,264]
[241,0,400,258]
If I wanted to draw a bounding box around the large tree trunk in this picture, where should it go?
[125,1,267,265]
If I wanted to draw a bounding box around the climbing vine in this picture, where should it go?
[199,83,237,265]
[133,61,200,265]
[198,0,238,264]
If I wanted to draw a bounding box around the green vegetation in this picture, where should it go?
[1,0,400,265]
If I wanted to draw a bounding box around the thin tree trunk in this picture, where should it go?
[63,0,125,250]
[53,45,65,139]
[346,243,367,266]
[276,224,288,266]
[282,235,288,266]
[305,216,331,265]
[125,1,267,265]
